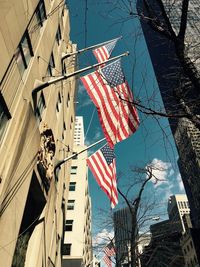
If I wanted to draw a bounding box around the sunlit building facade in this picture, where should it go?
[62,116,92,267]
[0,1,77,266]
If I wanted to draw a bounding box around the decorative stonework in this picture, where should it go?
[37,123,56,192]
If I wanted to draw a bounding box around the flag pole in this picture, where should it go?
[62,36,122,61]
[54,137,106,180]
[32,51,129,109]
[33,51,129,95]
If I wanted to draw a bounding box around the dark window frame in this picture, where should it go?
[65,220,73,231]
[56,24,62,45]
[35,92,46,122]
[35,0,47,27]
[67,200,75,210]
[47,52,55,77]
[69,182,76,191]
[0,92,11,141]
[15,31,33,76]
[63,243,71,255]
[70,166,77,175]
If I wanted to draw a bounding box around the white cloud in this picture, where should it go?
[169,169,175,177]
[78,97,92,108]
[85,128,103,146]
[146,159,185,202]
[147,158,172,187]
[176,173,185,192]
[93,229,114,246]
[78,83,87,95]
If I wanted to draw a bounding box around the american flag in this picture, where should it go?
[80,59,139,148]
[104,242,115,256]
[103,242,115,267]
[93,37,120,63]
[87,144,118,208]
[103,255,112,267]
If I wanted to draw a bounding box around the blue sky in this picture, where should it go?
[67,0,185,256]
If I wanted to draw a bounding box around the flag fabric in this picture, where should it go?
[104,242,115,256]
[103,242,115,267]
[93,37,120,63]
[87,144,118,208]
[80,59,139,148]
[103,255,112,267]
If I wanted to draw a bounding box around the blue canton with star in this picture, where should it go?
[101,59,125,87]
[101,144,115,165]
[105,40,117,54]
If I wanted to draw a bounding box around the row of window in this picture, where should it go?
[16,0,47,77]
[178,201,189,210]
[0,0,65,141]
[185,255,198,267]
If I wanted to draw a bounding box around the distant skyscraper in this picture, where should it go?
[137,0,200,228]
[114,207,136,267]
[62,116,92,267]
[141,194,189,266]
[74,116,85,146]
[168,194,190,233]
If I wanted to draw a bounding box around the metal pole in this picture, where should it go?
[32,51,129,96]
[61,36,122,61]
[54,137,106,180]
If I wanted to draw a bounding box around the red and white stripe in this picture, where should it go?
[93,46,110,63]
[104,246,115,257]
[86,149,118,208]
[81,72,139,148]
[103,255,112,267]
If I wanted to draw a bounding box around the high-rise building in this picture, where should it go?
[180,214,200,267]
[62,116,92,267]
[114,207,136,267]
[141,195,189,266]
[74,116,85,146]
[144,220,184,267]
[137,0,200,228]
[0,1,77,266]
[168,194,190,233]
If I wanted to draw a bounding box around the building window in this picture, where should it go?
[35,92,46,122]
[0,93,11,141]
[70,116,73,129]
[56,92,62,114]
[58,92,62,103]
[35,0,46,26]
[72,153,78,160]
[184,201,187,209]
[67,200,75,210]
[15,31,33,76]
[47,52,55,76]
[56,24,62,45]
[63,243,71,255]
[69,182,76,191]
[65,220,73,231]
[70,166,77,175]
[66,93,70,107]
